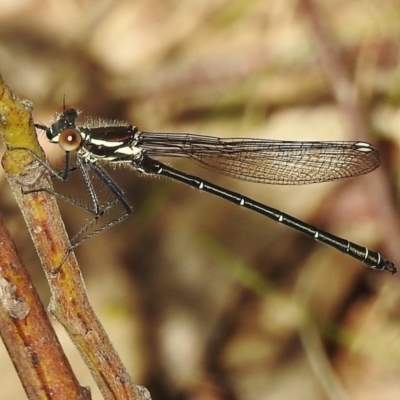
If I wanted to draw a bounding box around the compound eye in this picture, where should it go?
[58,128,82,152]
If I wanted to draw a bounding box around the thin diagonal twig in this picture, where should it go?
[0,73,149,400]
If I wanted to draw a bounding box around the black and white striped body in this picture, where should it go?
[34,108,396,273]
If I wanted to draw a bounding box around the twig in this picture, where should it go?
[0,212,90,399]
[0,74,149,399]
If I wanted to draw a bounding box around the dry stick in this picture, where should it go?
[298,0,400,266]
[0,76,149,400]
[0,213,90,400]
[296,1,399,399]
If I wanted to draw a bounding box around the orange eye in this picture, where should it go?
[58,128,82,152]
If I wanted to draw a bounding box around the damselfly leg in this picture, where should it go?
[12,144,132,252]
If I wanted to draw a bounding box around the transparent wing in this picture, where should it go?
[139,132,380,185]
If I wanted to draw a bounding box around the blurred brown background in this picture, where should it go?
[0,0,400,399]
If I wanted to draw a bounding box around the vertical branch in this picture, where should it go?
[297,0,400,266]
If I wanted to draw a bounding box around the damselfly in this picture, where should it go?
[29,108,395,273]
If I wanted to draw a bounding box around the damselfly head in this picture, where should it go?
[48,108,79,143]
